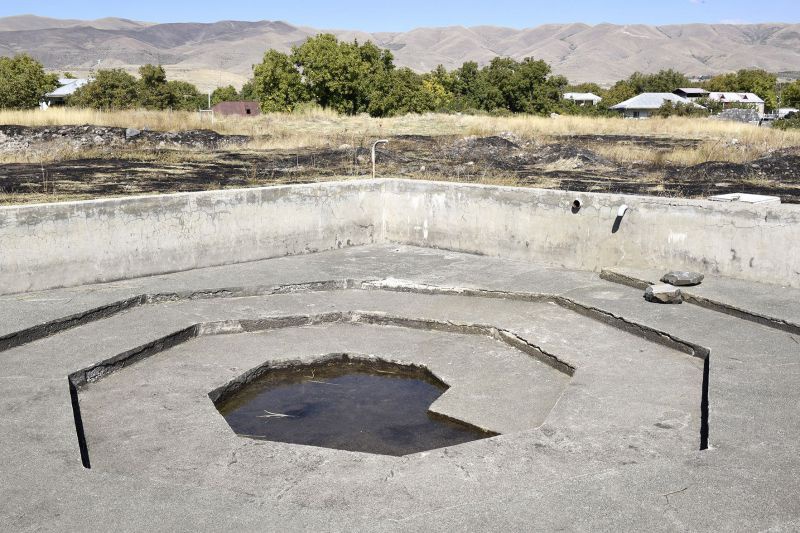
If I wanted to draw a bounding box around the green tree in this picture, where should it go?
[465,57,564,115]
[211,85,239,106]
[138,64,172,110]
[289,34,393,114]
[450,61,483,111]
[239,80,257,101]
[656,101,707,118]
[0,54,58,109]
[736,69,777,110]
[69,69,139,109]
[638,69,689,93]
[782,80,800,108]
[166,80,204,111]
[704,72,737,92]
[604,79,637,107]
[565,82,605,98]
[704,69,778,110]
[479,57,518,111]
[513,59,563,114]
[445,61,482,111]
[252,49,309,112]
[420,76,453,111]
[368,68,436,117]
[773,113,800,130]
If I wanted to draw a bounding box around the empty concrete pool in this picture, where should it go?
[1,179,799,531]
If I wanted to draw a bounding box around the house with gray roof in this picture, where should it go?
[707,92,765,116]
[610,92,704,119]
[40,78,90,109]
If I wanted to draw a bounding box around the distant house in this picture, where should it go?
[563,92,602,106]
[707,92,765,116]
[610,93,704,119]
[40,78,89,109]
[673,88,709,100]
[211,101,261,117]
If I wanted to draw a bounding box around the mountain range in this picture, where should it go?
[1,15,799,90]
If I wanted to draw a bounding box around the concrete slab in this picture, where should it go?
[1,244,798,531]
[602,266,800,332]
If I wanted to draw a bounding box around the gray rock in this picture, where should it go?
[125,127,141,140]
[644,284,683,304]
[661,271,704,286]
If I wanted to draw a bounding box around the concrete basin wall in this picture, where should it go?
[2,178,798,295]
[0,180,382,295]
[381,179,800,288]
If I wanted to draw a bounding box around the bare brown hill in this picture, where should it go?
[1,15,798,89]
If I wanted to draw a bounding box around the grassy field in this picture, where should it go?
[1,106,799,205]
[2,106,799,152]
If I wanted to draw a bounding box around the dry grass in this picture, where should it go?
[0,143,220,165]
[589,140,772,166]
[3,106,799,151]
[1,107,798,185]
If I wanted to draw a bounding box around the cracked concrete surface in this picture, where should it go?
[1,244,799,531]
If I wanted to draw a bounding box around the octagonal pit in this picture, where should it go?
[212,355,500,456]
[1,179,799,531]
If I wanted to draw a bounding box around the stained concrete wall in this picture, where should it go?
[2,178,798,295]
[381,179,800,288]
[0,180,381,295]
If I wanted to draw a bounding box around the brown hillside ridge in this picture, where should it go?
[0,16,798,90]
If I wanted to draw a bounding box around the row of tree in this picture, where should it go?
[249,34,569,116]
[71,65,209,111]
[1,41,800,118]
[243,37,800,117]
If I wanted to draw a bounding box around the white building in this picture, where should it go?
[610,93,704,119]
[40,78,90,109]
[563,92,602,106]
[707,92,765,116]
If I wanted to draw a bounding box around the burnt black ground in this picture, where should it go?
[1,127,798,203]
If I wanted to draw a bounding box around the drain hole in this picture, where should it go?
[213,355,495,456]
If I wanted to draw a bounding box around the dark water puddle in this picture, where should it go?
[215,357,493,456]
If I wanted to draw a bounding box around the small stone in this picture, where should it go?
[644,284,683,304]
[125,127,141,140]
[661,271,704,286]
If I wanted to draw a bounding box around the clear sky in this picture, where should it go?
[1,0,798,31]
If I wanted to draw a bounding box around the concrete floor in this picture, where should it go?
[1,244,799,531]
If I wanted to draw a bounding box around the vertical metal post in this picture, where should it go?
[371,139,388,179]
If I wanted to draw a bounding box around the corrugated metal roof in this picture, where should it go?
[708,92,764,104]
[675,87,709,95]
[610,92,702,110]
[564,92,602,101]
[45,79,89,98]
